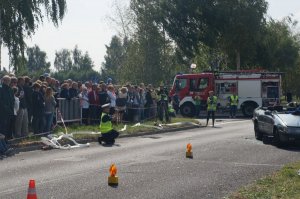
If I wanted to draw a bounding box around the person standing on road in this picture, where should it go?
[157,85,170,123]
[229,91,239,118]
[206,91,217,127]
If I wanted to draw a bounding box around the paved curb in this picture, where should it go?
[13,125,202,154]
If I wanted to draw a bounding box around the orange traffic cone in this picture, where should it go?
[108,164,119,186]
[27,180,37,199]
[186,143,193,159]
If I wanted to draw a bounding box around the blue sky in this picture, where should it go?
[2,0,300,72]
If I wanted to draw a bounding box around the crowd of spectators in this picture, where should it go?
[0,73,167,142]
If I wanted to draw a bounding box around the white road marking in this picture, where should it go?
[234,162,283,167]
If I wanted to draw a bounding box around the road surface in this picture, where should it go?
[1,119,300,199]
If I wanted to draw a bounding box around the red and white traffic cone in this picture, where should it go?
[27,179,37,199]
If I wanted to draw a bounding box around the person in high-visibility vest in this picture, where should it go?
[157,85,170,122]
[98,103,119,145]
[206,91,217,127]
[168,103,176,117]
[229,91,239,118]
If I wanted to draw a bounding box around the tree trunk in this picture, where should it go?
[236,50,240,71]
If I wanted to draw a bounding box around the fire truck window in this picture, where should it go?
[190,79,197,91]
[217,82,237,94]
[267,87,279,98]
[176,79,187,90]
[198,78,208,90]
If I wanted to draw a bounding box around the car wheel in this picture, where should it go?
[273,128,287,147]
[254,122,263,141]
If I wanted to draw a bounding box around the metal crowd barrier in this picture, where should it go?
[56,98,82,124]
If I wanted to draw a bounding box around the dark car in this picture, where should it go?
[252,106,300,146]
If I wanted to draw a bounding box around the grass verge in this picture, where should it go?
[228,161,300,199]
[12,117,200,147]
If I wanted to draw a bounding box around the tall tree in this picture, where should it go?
[255,17,300,72]
[80,52,94,71]
[217,0,267,69]
[26,45,51,73]
[0,0,67,71]
[54,46,94,72]
[102,36,125,82]
[54,49,73,71]
[72,45,82,70]
[144,0,268,69]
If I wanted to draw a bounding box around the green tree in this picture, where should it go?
[144,0,268,69]
[253,17,300,97]
[54,49,73,71]
[120,0,178,85]
[26,45,51,73]
[255,17,300,72]
[80,52,94,71]
[52,46,96,81]
[101,36,125,82]
[0,0,67,71]
[217,0,268,69]
[72,45,82,70]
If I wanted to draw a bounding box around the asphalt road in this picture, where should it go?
[1,119,300,199]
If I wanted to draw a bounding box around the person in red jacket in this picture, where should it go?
[88,84,100,125]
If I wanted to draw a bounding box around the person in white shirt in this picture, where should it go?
[79,86,90,125]
[107,84,116,115]
[12,87,19,138]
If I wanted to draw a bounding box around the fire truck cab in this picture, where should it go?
[169,70,282,117]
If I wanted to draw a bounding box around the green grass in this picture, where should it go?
[228,161,300,199]
[12,117,200,147]
[54,117,200,138]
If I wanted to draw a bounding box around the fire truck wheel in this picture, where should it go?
[180,103,195,117]
[242,102,257,117]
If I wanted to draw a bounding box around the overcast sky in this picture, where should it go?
[2,0,300,72]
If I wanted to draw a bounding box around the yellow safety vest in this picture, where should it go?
[168,104,175,113]
[230,95,238,106]
[207,96,217,111]
[100,113,113,133]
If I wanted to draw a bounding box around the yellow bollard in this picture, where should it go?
[108,164,119,186]
[186,143,193,159]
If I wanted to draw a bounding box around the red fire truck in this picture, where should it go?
[169,70,282,117]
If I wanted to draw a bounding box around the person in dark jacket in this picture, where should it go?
[0,134,14,158]
[24,76,33,127]
[88,84,100,125]
[32,82,45,134]
[59,83,70,100]
[144,87,153,119]
[0,75,15,140]
[69,82,79,98]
